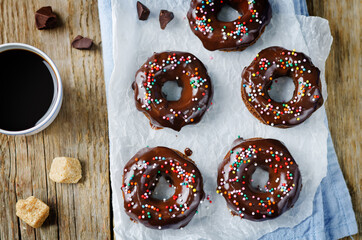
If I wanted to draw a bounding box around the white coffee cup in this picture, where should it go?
[0,43,63,136]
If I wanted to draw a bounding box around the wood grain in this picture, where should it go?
[0,0,111,239]
[306,0,361,239]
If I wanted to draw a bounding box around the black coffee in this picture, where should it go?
[0,49,54,131]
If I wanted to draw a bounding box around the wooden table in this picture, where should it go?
[0,1,111,239]
[0,0,360,239]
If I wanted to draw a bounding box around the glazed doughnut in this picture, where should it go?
[187,0,272,51]
[133,51,213,131]
[241,46,324,128]
[121,147,205,229]
[217,138,302,221]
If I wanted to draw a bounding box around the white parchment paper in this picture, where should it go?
[108,0,333,239]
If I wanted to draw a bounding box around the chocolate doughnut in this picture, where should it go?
[187,0,272,51]
[241,47,324,128]
[122,147,205,229]
[217,138,302,221]
[133,51,213,131]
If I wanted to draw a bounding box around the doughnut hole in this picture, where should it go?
[250,167,270,193]
[217,4,242,22]
[152,174,176,201]
[267,76,295,103]
[161,81,183,101]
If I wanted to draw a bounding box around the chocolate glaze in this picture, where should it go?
[184,148,193,156]
[217,138,302,221]
[187,0,272,51]
[133,51,213,131]
[122,147,205,229]
[241,46,324,128]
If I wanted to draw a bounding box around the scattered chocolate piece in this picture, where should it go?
[137,1,150,21]
[184,148,193,157]
[159,10,174,30]
[35,6,58,30]
[71,35,93,50]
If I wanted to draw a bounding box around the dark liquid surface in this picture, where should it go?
[0,49,54,131]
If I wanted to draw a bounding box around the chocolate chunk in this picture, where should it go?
[159,10,174,30]
[35,6,58,30]
[71,35,93,50]
[137,1,150,21]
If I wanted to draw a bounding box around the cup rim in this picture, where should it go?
[0,43,63,136]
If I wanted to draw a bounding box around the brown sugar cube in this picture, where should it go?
[16,196,50,228]
[49,157,82,183]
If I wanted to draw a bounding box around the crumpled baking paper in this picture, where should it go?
[108,0,332,239]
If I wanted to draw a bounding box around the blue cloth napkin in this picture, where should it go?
[98,0,358,239]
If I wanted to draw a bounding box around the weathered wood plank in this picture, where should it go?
[0,136,19,239]
[0,0,111,239]
[306,0,361,239]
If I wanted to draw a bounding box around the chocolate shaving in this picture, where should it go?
[35,6,58,30]
[137,1,150,21]
[71,35,93,50]
[159,10,174,30]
